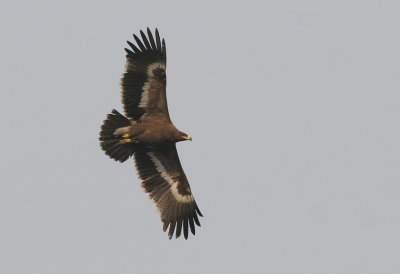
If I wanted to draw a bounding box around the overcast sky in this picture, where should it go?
[1,1,400,273]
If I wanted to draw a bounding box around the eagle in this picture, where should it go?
[99,28,202,239]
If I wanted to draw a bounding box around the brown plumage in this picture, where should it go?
[99,28,202,239]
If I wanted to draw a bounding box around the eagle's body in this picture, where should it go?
[115,115,183,144]
[99,28,202,239]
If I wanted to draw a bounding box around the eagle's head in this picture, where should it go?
[177,131,192,142]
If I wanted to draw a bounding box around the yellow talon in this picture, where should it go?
[121,133,132,142]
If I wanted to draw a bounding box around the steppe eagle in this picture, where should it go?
[99,28,202,239]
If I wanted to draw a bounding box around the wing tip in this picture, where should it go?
[125,28,166,61]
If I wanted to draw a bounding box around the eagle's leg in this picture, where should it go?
[113,125,131,136]
[113,121,143,144]
[112,127,137,143]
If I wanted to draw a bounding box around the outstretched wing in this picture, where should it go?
[134,144,203,239]
[122,28,168,120]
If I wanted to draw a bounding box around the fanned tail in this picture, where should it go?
[99,109,136,162]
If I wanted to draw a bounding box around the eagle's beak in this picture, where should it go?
[183,135,192,141]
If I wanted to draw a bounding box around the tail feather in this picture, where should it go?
[99,109,136,162]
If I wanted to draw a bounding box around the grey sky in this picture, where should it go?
[1,1,399,273]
